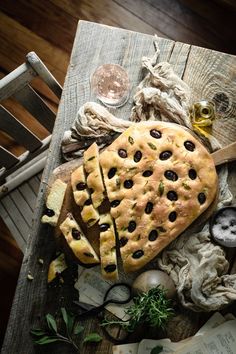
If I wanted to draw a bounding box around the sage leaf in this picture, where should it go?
[128,136,134,145]
[151,345,163,354]
[34,336,59,345]
[30,329,47,337]
[83,333,103,343]
[157,226,166,233]
[46,314,57,333]
[147,142,157,150]
[61,307,74,334]
[158,181,164,196]
[61,307,68,327]
[182,182,191,190]
[73,322,84,335]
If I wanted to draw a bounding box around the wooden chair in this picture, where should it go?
[0,52,62,252]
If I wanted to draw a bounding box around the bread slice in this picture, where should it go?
[60,213,100,265]
[41,179,67,226]
[100,121,218,272]
[99,213,118,280]
[71,165,99,227]
[83,142,106,208]
[47,253,67,283]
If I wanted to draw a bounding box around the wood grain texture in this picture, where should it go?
[2,21,236,354]
[0,0,235,347]
[0,12,69,84]
[182,46,236,146]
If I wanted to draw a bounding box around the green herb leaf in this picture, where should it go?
[46,314,57,333]
[101,287,174,333]
[151,345,163,354]
[73,322,84,335]
[83,333,103,343]
[116,177,121,187]
[30,329,47,337]
[157,226,166,233]
[158,181,164,196]
[147,142,157,150]
[33,336,59,345]
[61,307,74,335]
[182,182,191,190]
[61,307,68,328]
[128,136,134,145]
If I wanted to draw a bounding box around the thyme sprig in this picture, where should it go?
[30,307,102,351]
[101,287,174,333]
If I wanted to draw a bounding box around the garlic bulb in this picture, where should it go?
[132,270,176,299]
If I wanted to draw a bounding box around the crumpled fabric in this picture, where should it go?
[61,102,132,160]
[158,168,234,312]
[158,226,236,312]
[130,38,191,129]
[61,39,234,311]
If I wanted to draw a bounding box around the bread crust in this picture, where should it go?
[100,121,218,272]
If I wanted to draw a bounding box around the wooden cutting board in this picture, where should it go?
[49,137,236,260]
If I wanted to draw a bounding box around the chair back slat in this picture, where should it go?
[0,106,42,152]
[0,51,62,191]
[26,52,62,99]
[13,84,55,132]
[0,146,19,169]
[0,63,37,101]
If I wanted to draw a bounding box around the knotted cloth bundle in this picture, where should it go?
[61,39,235,311]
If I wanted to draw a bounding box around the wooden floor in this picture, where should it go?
[0,0,236,346]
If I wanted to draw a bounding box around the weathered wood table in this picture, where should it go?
[2,20,236,354]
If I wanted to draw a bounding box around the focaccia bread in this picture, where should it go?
[100,121,218,272]
[71,165,99,227]
[41,179,67,226]
[99,213,118,280]
[71,165,89,207]
[83,142,106,208]
[60,213,100,264]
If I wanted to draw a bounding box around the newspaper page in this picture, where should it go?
[75,266,134,320]
[175,320,236,354]
[112,342,139,354]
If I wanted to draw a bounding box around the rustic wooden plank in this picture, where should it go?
[168,42,191,78]
[0,146,19,169]
[0,63,36,101]
[1,22,175,354]
[0,129,26,157]
[63,22,174,124]
[0,12,69,85]
[1,195,29,243]
[182,46,236,146]
[0,204,26,252]
[0,64,60,108]
[18,183,38,212]
[2,21,236,354]
[27,175,40,196]
[0,106,42,151]
[2,97,49,140]
[0,0,77,53]
[27,52,62,100]
[10,189,33,225]
[116,0,223,51]
[52,0,161,36]
[179,0,236,43]
[13,85,55,132]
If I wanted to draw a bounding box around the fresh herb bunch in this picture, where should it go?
[30,307,102,351]
[101,287,174,332]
